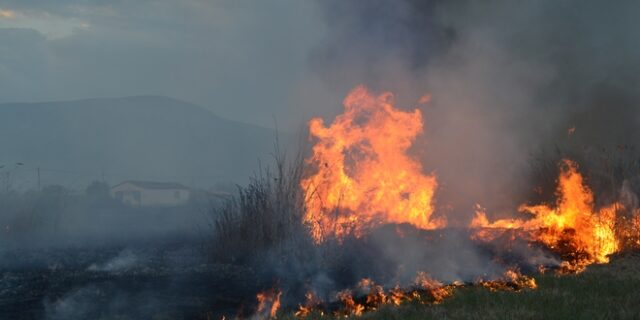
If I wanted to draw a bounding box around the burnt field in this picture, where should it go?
[0,228,498,319]
[2,234,639,320]
[0,238,260,320]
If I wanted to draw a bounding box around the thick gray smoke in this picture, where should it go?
[313,0,640,219]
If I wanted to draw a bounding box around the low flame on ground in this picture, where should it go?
[294,292,323,318]
[286,270,535,318]
[478,269,537,292]
[336,290,365,316]
[301,86,442,243]
[255,289,282,319]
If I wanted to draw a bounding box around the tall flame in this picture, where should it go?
[302,86,443,242]
[471,159,619,270]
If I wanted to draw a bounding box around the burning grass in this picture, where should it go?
[471,159,624,272]
[302,86,441,242]
[288,270,536,318]
[208,86,640,319]
[280,251,640,320]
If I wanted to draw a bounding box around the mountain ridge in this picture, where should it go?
[0,95,288,189]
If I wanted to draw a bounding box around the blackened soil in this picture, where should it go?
[0,239,263,320]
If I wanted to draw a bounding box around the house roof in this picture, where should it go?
[112,180,190,190]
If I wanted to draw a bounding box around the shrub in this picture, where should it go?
[209,147,312,265]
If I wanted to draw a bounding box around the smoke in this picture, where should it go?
[87,249,141,272]
[312,0,640,218]
[246,1,640,304]
[43,286,164,320]
[4,2,640,317]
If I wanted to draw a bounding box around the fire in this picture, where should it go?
[243,85,640,318]
[336,290,365,316]
[359,278,387,307]
[256,289,282,319]
[287,272,539,317]
[470,205,522,229]
[633,214,640,246]
[295,292,323,318]
[628,212,640,246]
[331,275,453,316]
[479,269,537,292]
[414,272,452,303]
[388,286,409,306]
[302,85,442,242]
[471,159,620,270]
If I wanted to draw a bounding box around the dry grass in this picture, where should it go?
[208,146,313,265]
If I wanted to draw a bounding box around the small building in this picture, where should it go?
[110,181,190,207]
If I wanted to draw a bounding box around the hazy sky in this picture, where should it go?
[2,0,640,204]
[0,0,330,129]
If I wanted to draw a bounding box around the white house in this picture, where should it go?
[110,181,190,207]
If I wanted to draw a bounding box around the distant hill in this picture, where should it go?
[0,96,287,189]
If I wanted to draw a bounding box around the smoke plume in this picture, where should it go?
[312,0,640,218]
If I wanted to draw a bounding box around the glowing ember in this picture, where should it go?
[471,159,620,271]
[418,94,432,104]
[302,85,443,242]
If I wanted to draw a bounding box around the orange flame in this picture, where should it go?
[302,85,443,242]
[336,290,364,316]
[256,289,282,319]
[471,159,619,270]
[478,269,537,291]
[289,272,539,317]
[294,292,322,318]
[414,272,453,303]
[358,278,388,307]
